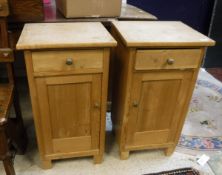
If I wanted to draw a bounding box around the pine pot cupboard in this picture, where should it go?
[111,21,215,159]
[16,22,117,169]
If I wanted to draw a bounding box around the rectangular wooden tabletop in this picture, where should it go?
[16,22,117,50]
[112,21,215,47]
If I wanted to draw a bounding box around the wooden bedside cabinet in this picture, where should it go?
[16,22,116,169]
[111,21,215,159]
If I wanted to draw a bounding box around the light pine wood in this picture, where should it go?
[16,23,117,50]
[32,50,103,73]
[24,49,110,168]
[46,149,99,160]
[165,146,176,156]
[41,160,52,169]
[135,49,202,70]
[95,48,110,163]
[111,22,215,159]
[20,23,114,169]
[53,136,92,153]
[25,51,52,169]
[172,49,207,148]
[125,142,174,151]
[120,151,129,160]
[0,0,9,17]
[112,21,215,47]
[24,48,111,168]
[110,26,136,154]
[126,71,194,148]
[35,73,102,155]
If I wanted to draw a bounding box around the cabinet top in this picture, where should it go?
[16,22,117,50]
[112,21,215,47]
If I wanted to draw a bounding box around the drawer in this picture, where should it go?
[135,49,202,70]
[0,48,14,62]
[0,0,9,17]
[32,50,104,74]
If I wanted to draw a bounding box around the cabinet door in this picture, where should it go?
[126,70,194,147]
[35,74,101,155]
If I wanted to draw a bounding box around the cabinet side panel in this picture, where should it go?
[172,48,206,144]
[111,27,135,151]
[24,51,47,161]
[95,48,110,162]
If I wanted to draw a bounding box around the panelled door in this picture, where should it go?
[35,74,102,155]
[126,70,194,147]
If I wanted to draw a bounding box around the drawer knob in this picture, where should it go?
[66,58,73,65]
[94,102,100,108]
[167,58,175,65]
[133,101,139,107]
[3,52,9,57]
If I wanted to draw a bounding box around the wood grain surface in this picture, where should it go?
[24,47,111,168]
[0,0,9,17]
[0,18,8,48]
[135,49,202,70]
[111,22,213,159]
[8,0,44,22]
[16,22,117,50]
[112,21,215,47]
[32,50,103,73]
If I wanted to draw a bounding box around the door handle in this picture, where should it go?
[94,102,100,108]
[132,101,139,107]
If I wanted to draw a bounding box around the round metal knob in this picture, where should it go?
[167,58,175,65]
[133,101,139,107]
[0,117,7,125]
[94,102,100,108]
[66,58,73,65]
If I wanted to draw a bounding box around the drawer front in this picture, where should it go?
[0,0,9,17]
[0,48,14,62]
[32,50,104,74]
[135,49,202,70]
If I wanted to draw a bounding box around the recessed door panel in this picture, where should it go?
[48,83,91,138]
[36,74,101,154]
[136,79,181,132]
[126,71,193,146]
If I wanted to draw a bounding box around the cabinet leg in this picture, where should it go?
[164,147,175,156]
[3,158,15,175]
[93,154,103,164]
[120,151,129,160]
[41,159,52,169]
